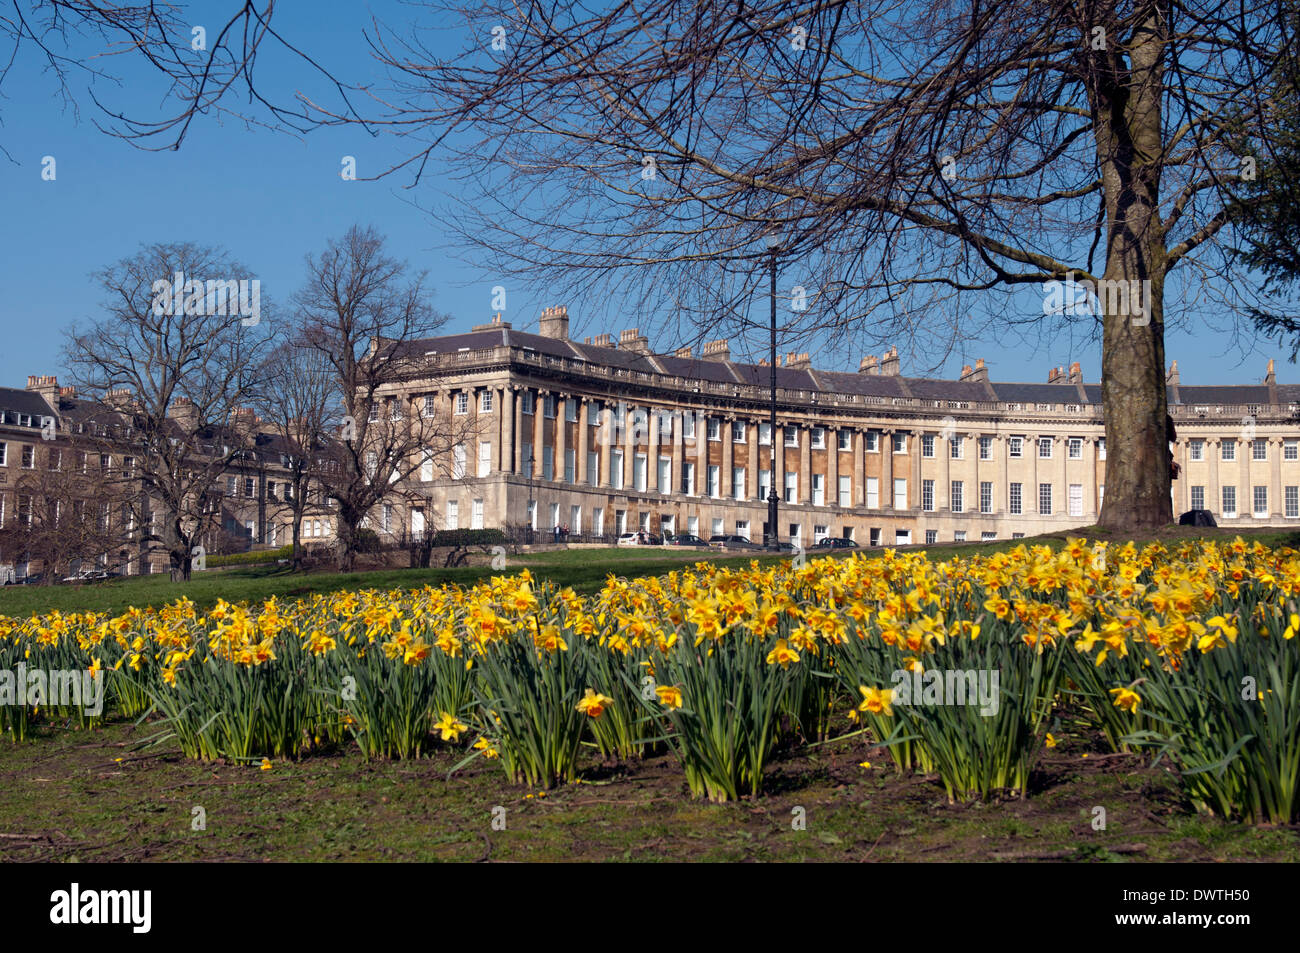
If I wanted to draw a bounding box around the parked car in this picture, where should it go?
[666,533,712,548]
[813,537,861,550]
[1178,508,1217,527]
[709,534,763,551]
[615,533,641,547]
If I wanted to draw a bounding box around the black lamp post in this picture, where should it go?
[765,232,781,550]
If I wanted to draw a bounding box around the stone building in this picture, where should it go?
[369,307,1300,546]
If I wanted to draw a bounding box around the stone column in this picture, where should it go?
[1085,435,1098,518]
[649,407,662,494]
[670,411,683,494]
[747,422,758,500]
[881,428,894,508]
[513,387,524,473]
[624,402,637,490]
[532,388,545,479]
[774,421,785,501]
[1208,437,1220,515]
[1272,435,1283,517]
[721,415,734,498]
[577,396,589,486]
[854,429,865,507]
[555,395,567,484]
[827,427,839,507]
[599,402,612,486]
[939,431,951,511]
[799,424,811,504]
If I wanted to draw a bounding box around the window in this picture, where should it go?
[382,504,393,533]
[1286,440,1299,461]
[1012,532,1025,539]
[785,425,799,447]
[865,431,879,452]
[708,465,720,498]
[588,451,599,486]
[480,391,494,413]
[1222,441,1236,461]
[950,480,964,513]
[0,443,5,466]
[1008,436,1023,458]
[658,456,671,494]
[895,529,912,545]
[1189,439,1204,461]
[48,448,62,471]
[1069,483,1083,517]
[950,436,963,459]
[759,469,773,500]
[1254,485,1268,517]
[1038,436,1053,459]
[1039,483,1053,515]
[759,422,772,445]
[925,529,938,545]
[423,395,436,418]
[811,427,825,449]
[892,433,906,453]
[467,499,482,530]
[866,477,879,509]
[634,453,647,492]
[736,520,750,541]
[543,446,554,481]
[522,391,535,415]
[683,414,696,440]
[893,477,907,509]
[811,473,824,506]
[813,524,829,544]
[1098,438,1106,460]
[1254,439,1267,461]
[544,394,557,418]
[1222,485,1237,517]
[522,442,535,477]
[838,475,851,507]
[565,448,576,484]
[1009,482,1023,515]
[527,501,537,530]
[708,418,721,441]
[980,481,993,514]
[390,399,402,421]
[479,441,492,478]
[21,445,34,469]
[1287,486,1299,518]
[226,475,237,495]
[244,476,256,498]
[446,500,459,530]
[732,420,746,443]
[734,466,746,500]
[1068,438,1082,459]
[682,461,694,495]
[686,515,697,537]
[838,430,852,451]
[565,398,578,422]
[922,479,935,512]
[922,435,935,458]
[453,444,467,480]
[870,528,881,546]
[455,392,469,415]
[612,450,624,489]
[594,507,604,535]
[588,401,604,427]
[978,436,992,460]
[1190,485,1205,510]
[784,472,797,503]
[954,530,966,542]
[369,403,380,423]
[712,517,725,537]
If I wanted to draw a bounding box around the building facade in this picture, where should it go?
[372,307,1300,547]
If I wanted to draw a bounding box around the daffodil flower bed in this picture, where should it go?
[1,538,1298,819]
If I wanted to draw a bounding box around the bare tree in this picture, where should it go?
[306,0,1295,530]
[292,225,476,571]
[63,241,270,580]
[255,340,334,570]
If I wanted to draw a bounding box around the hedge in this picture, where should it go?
[206,545,294,568]
[429,528,507,548]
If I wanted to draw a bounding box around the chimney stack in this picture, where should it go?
[701,339,730,362]
[785,351,811,370]
[1265,358,1276,386]
[674,345,692,358]
[1046,365,1067,384]
[25,374,60,406]
[592,333,614,348]
[472,312,513,332]
[1068,361,1082,384]
[1167,360,1180,386]
[879,346,901,376]
[858,355,879,375]
[539,305,570,340]
[619,328,650,354]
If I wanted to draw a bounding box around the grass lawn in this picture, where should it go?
[1,717,1294,862]
[4,523,1298,618]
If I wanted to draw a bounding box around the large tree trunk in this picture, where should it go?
[1094,7,1174,531]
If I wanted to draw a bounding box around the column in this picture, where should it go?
[721,415,734,498]
[881,428,894,508]
[1243,433,1253,518]
[670,411,683,495]
[799,424,811,504]
[599,401,612,486]
[697,411,708,497]
[1085,435,1098,519]
[577,397,589,486]
[649,406,661,494]
[1208,437,1220,516]
[747,422,758,501]
[495,386,507,472]
[774,421,785,502]
[939,430,950,511]
[551,395,566,483]
[1271,435,1283,517]
[854,429,865,507]
[532,388,545,479]
[827,427,839,507]
[513,387,524,473]
[625,402,638,490]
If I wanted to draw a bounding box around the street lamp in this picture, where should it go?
[765,232,781,550]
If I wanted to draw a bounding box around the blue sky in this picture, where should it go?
[0,1,1290,390]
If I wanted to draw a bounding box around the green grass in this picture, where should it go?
[5,524,1297,618]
